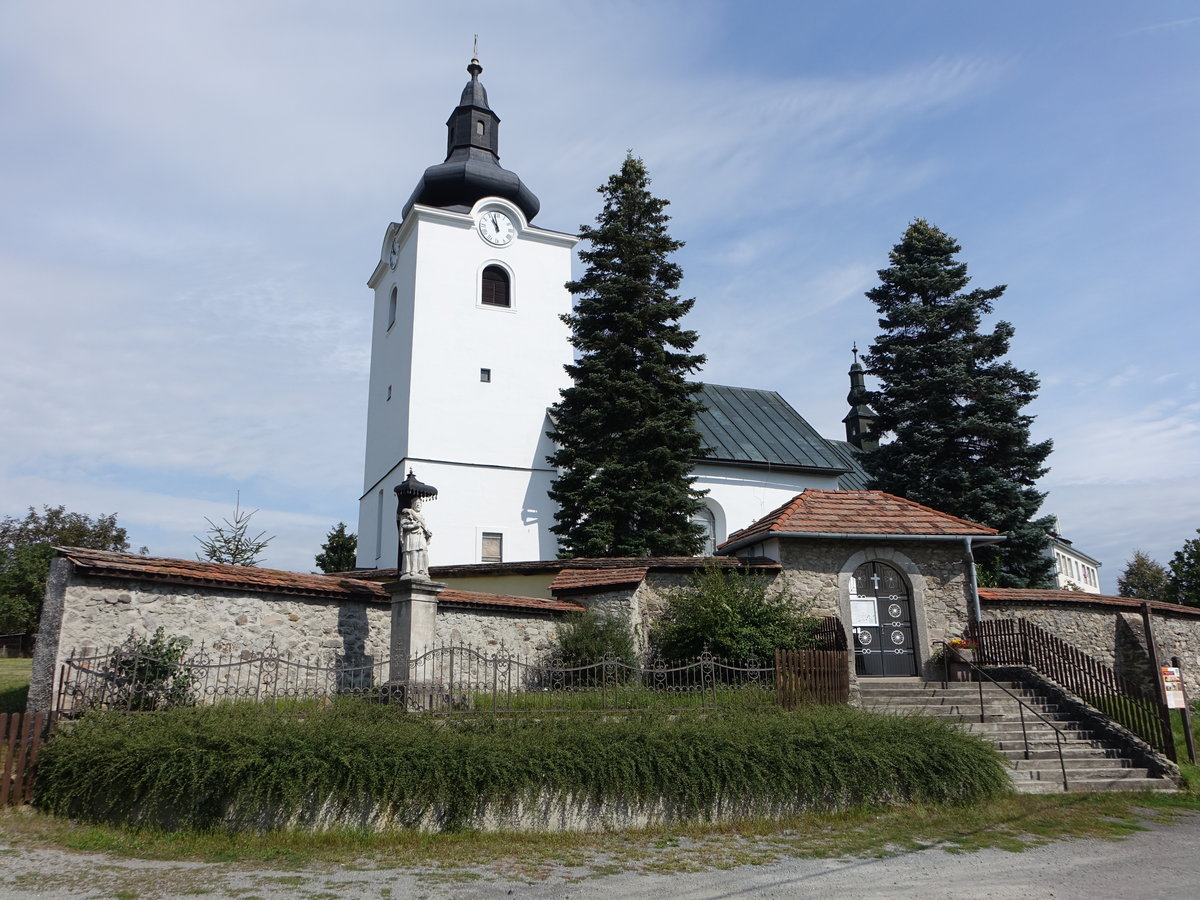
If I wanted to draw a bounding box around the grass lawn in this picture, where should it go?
[0,657,32,713]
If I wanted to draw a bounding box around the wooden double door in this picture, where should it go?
[850,561,917,677]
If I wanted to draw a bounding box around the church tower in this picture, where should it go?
[357,59,578,569]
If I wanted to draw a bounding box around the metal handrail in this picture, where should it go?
[937,641,1070,791]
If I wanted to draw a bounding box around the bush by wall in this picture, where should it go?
[34,703,1010,832]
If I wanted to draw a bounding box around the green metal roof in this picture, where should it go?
[693,383,865,480]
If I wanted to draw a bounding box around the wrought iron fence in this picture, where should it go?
[55,630,851,716]
[968,618,1172,755]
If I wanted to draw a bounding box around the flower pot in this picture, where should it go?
[953,648,975,663]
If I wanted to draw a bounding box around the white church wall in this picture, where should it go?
[405,201,574,469]
[357,200,575,569]
[361,226,417,501]
[366,461,560,569]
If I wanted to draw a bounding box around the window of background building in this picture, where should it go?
[481,532,503,563]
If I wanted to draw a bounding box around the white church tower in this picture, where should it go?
[357,58,578,569]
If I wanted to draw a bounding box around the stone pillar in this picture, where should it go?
[27,556,71,714]
[384,576,445,683]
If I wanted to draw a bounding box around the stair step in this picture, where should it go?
[1000,747,1122,761]
[864,680,1178,794]
[1016,777,1176,794]
[1008,756,1131,770]
[1012,766,1149,780]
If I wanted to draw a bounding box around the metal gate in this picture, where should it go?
[850,561,917,677]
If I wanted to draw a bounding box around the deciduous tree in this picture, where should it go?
[1117,550,1171,603]
[1168,530,1200,607]
[0,505,135,633]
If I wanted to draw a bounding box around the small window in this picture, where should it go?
[480,368,491,383]
[374,490,384,560]
[481,265,510,307]
[388,286,397,328]
[481,532,502,563]
[476,120,485,136]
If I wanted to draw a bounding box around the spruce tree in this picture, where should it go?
[1117,550,1171,602]
[862,219,1054,588]
[547,154,707,558]
[315,522,358,574]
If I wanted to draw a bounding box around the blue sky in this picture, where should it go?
[1,2,1197,590]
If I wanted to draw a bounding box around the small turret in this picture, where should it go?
[842,344,878,451]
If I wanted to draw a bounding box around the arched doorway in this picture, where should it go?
[849,561,917,677]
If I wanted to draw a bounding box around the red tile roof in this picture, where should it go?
[59,547,389,602]
[59,548,582,614]
[438,589,584,614]
[551,567,650,593]
[720,489,999,550]
[979,588,1200,617]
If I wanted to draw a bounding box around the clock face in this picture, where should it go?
[478,211,516,246]
[388,237,400,268]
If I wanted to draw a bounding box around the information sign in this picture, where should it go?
[1161,666,1187,710]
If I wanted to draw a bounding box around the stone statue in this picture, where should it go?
[399,498,432,578]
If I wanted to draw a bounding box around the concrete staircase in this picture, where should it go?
[858,678,1177,794]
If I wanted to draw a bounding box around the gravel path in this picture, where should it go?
[1,815,1197,899]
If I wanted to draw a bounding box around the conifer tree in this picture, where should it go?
[315,522,358,574]
[862,219,1054,588]
[548,155,707,558]
[195,496,273,567]
[1117,550,1171,602]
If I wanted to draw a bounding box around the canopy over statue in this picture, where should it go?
[395,470,438,578]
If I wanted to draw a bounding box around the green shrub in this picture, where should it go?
[34,703,1011,832]
[651,564,818,661]
[555,607,635,663]
[94,628,194,711]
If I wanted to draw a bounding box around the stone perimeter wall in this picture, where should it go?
[982,599,1200,700]
[28,563,573,711]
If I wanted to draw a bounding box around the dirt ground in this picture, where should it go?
[1,813,1197,899]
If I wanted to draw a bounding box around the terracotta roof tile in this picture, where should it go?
[58,547,388,602]
[720,490,999,550]
[978,588,1200,617]
[59,548,586,614]
[551,567,650,593]
[438,589,584,614]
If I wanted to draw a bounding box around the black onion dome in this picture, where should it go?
[402,58,540,222]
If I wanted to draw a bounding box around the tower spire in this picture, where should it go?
[402,56,541,221]
[842,344,878,451]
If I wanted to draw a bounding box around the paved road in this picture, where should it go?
[1,814,1197,899]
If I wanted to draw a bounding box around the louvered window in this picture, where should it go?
[481,265,510,307]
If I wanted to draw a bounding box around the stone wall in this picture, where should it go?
[55,574,391,662]
[28,558,579,712]
[982,598,1200,699]
[436,606,561,655]
[771,539,973,680]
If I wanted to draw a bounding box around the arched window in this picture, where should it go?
[691,507,716,556]
[388,286,397,328]
[481,265,510,307]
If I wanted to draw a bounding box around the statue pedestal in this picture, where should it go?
[383,576,444,686]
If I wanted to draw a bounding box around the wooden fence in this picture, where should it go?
[1,712,48,807]
[774,649,850,707]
